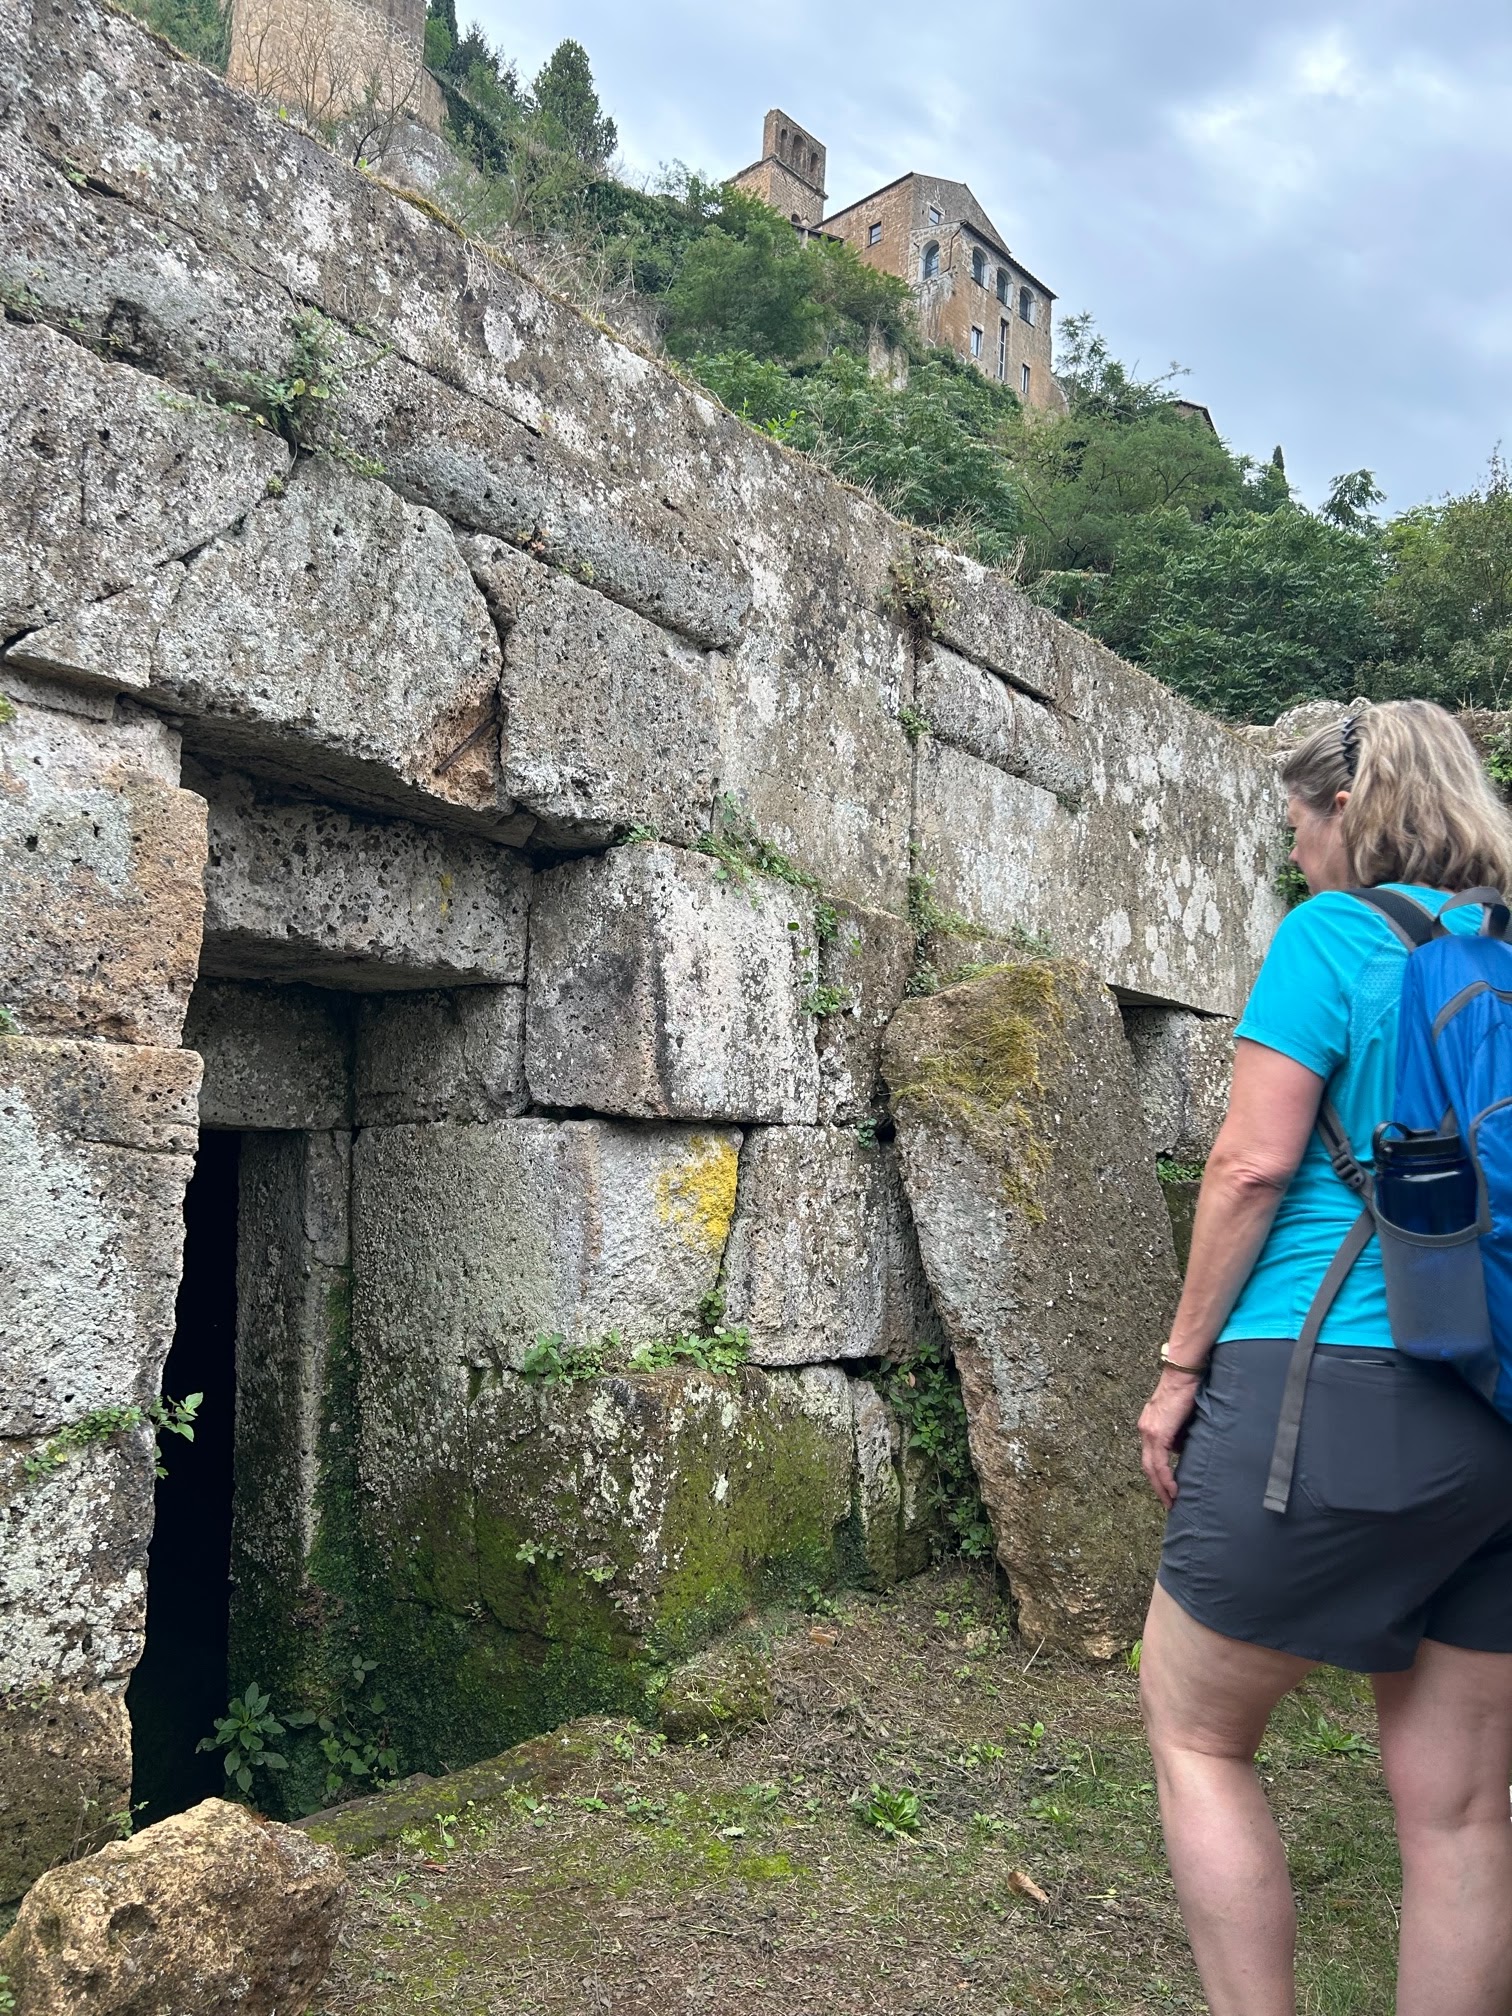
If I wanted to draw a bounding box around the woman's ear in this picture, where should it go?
[1333,789,1351,818]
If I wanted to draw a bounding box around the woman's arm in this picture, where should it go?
[1137,1039,1327,1509]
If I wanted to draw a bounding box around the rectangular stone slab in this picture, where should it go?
[184,981,354,1131]
[884,959,1179,1658]
[0,679,207,1048]
[354,987,526,1125]
[196,770,530,989]
[525,844,820,1123]
[462,536,721,847]
[0,1035,199,1437]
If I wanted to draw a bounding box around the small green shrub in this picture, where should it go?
[196,1683,291,1797]
[1156,1157,1206,1184]
[22,1393,201,1485]
[629,1327,751,1376]
[855,1783,922,1838]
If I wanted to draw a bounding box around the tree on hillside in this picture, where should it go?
[1376,454,1512,707]
[532,39,617,169]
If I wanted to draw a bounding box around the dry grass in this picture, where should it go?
[313,1567,1400,2016]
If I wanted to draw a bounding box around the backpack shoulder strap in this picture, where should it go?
[1345,886,1442,949]
[1437,887,1512,940]
[1263,1207,1376,1514]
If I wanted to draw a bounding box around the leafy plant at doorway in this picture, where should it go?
[199,1660,401,1808]
[1156,1157,1206,1185]
[882,1339,994,1562]
[20,1392,202,1486]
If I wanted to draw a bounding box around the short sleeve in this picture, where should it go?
[1234,896,1360,1080]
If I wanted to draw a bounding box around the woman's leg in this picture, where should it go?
[1374,1639,1512,2016]
[1141,1580,1317,2015]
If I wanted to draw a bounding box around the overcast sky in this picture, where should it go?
[470,0,1512,513]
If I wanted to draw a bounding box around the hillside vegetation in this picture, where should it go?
[121,0,1512,729]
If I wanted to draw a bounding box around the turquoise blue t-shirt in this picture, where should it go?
[1221,885,1483,1348]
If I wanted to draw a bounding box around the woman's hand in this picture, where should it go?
[1138,1367,1203,1512]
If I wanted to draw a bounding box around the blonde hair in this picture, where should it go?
[1282,700,1512,893]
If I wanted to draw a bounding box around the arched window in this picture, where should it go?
[1019,286,1037,326]
[921,240,941,280]
[996,267,1009,304]
[971,247,986,286]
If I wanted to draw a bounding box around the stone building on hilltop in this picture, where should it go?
[226,0,442,137]
[733,111,1066,412]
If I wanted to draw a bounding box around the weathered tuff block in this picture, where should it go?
[0,1688,132,1907]
[358,1363,858,1771]
[913,542,1065,706]
[814,900,916,1125]
[228,1132,353,1781]
[722,1130,928,1366]
[0,1035,199,1437]
[913,637,1284,1016]
[355,987,527,1125]
[0,678,207,1048]
[9,455,515,830]
[197,770,530,989]
[1123,1007,1234,1162]
[463,537,721,847]
[0,316,288,635]
[527,844,820,1122]
[184,980,353,1131]
[712,491,915,915]
[353,1118,742,1380]
[917,645,1089,806]
[0,1798,345,2013]
[850,1376,905,1587]
[884,960,1179,1658]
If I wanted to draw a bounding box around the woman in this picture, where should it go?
[1137,699,1512,2016]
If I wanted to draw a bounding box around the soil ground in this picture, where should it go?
[313,1566,1400,2016]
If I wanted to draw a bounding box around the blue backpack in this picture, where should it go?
[1264,886,1512,1515]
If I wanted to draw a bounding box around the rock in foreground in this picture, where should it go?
[0,1798,344,2015]
[883,960,1178,1658]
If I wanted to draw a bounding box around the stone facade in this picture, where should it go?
[731,109,827,230]
[227,0,443,134]
[0,0,1287,1901]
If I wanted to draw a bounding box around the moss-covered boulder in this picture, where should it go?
[657,1633,775,1743]
[883,959,1178,1659]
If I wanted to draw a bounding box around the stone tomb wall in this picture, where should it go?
[0,0,1271,1897]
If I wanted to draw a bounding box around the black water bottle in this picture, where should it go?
[1373,1129,1480,1236]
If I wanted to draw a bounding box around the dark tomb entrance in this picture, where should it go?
[127,1129,242,1825]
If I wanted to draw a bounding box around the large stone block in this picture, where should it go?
[917,645,1088,806]
[913,663,1283,1016]
[912,542,1065,706]
[183,981,353,1131]
[353,1118,742,1382]
[354,987,526,1125]
[0,1687,132,1907]
[722,1129,927,1366]
[9,455,516,832]
[197,770,530,989]
[883,960,1179,1658]
[228,1132,353,1779]
[0,678,207,1047]
[526,844,820,1122]
[0,1429,156,1692]
[813,899,917,1125]
[0,316,288,635]
[359,1361,858,1771]
[462,536,721,847]
[712,493,915,913]
[1122,1007,1234,1162]
[0,1035,199,1436]
[0,1797,345,2013]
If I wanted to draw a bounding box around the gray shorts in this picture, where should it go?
[1158,1337,1512,1671]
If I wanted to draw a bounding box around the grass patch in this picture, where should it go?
[312,1568,1401,2016]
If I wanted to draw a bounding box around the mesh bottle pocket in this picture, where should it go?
[1378,1216,1495,1372]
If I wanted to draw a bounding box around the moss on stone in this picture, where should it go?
[886,958,1069,1217]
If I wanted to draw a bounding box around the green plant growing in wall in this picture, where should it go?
[628,1325,751,1377]
[882,1341,993,1561]
[195,1683,293,1797]
[300,1658,401,1801]
[897,702,933,744]
[1156,1157,1207,1185]
[518,1331,605,1385]
[21,1393,201,1485]
[217,311,387,473]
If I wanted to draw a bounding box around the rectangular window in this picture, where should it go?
[1019,286,1037,326]
[1021,362,1031,395]
[998,319,1008,378]
[970,326,983,359]
[868,222,882,246]
[928,205,942,226]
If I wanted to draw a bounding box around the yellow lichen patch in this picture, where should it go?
[654,1136,740,1255]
